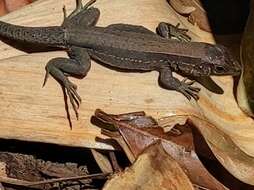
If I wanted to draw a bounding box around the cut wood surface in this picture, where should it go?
[0,0,214,149]
[0,0,254,168]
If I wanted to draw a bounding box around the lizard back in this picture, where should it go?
[67,26,209,60]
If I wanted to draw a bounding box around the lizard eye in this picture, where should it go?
[215,65,225,73]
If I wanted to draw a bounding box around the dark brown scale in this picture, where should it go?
[0,21,66,47]
[0,1,241,121]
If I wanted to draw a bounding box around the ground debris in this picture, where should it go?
[0,152,95,190]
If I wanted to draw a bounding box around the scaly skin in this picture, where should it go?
[0,0,241,119]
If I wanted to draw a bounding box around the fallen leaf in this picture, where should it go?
[169,0,211,32]
[91,149,113,174]
[103,141,194,190]
[169,0,196,15]
[159,114,254,186]
[237,0,254,117]
[95,109,229,190]
[188,116,254,186]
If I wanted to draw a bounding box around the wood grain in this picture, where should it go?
[0,0,210,149]
[0,0,254,167]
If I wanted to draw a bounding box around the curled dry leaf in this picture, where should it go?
[109,151,122,173]
[237,0,254,117]
[187,116,254,186]
[103,141,194,190]
[168,0,196,15]
[91,149,114,174]
[168,0,211,32]
[94,109,229,190]
[160,114,254,186]
[158,114,188,132]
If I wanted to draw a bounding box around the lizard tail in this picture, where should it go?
[0,21,66,47]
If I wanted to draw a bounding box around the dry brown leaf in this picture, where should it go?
[158,115,189,132]
[101,130,136,163]
[91,149,113,174]
[95,109,229,190]
[169,0,211,32]
[237,0,254,117]
[103,141,194,190]
[188,116,254,186]
[159,114,254,186]
[169,0,196,15]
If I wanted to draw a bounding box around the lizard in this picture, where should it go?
[0,0,241,119]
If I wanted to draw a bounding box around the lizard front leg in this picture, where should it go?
[158,66,200,100]
[43,47,91,119]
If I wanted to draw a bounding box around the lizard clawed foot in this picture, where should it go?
[65,80,81,120]
[169,23,191,42]
[178,78,200,100]
[83,0,97,10]
[42,69,81,119]
[157,22,191,42]
[66,0,96,20]
[42,68,50,87]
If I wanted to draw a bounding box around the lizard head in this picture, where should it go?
[200,44,242,76]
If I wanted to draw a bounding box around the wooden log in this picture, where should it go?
[4,0,252,155]
[0,0,213,149]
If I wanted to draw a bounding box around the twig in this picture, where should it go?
[0,176,32,187]
[109,151,122,172]
[28,173,110,187]
[0,173,110,188]
[193,183,212,190]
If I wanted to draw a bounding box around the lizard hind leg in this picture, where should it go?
[156,22,191,42]
[62,0,100,28]
[69,0,96,19]
[43,47,91,119]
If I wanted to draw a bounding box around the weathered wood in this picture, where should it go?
[1,0,254,166]
[0,0,211,149]
[0,50,200,149]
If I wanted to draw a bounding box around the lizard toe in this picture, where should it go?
[65,80,82,120]
[179,80,200,101]
[42,68,50,87]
